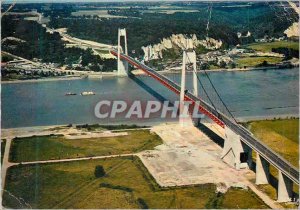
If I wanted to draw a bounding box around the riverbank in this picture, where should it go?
[2,65,298,84]
[162,65,299,75]
[2,114,298,134]
[116,64,299,76]
[1,76,83,84]
[236,114,299,123]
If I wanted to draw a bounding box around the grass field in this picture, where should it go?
[235,56,283,68]
[252,162,298,209]
[1,139,6,163]
[94,49,110,54]
[209,64,220,70]
[71,10,128,18]
[248,119,299,168]
[247,41,299,52]
[247,119,299,207]
[3,157,269,209]
[75,124,148,131]
[9,130,162,162]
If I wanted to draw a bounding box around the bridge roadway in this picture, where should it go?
[110,50,299,184]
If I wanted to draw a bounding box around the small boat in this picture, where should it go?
[81,91,95,96]
[65,92,77,96]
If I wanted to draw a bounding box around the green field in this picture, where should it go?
[75,124,148,131]
[252,160,298,209]
[71,10,128,18]
[3,157,269,209]
[1,139,6,163]
[235,56,283,68]
[248,119,298,207]
[248,119,299,168]
[247,41,299,53]
[209,64,221,70]
[94,49,110,55]
[9,130,162,162]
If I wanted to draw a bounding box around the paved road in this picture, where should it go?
[1,138,18,196]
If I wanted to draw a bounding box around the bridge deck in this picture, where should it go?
[110,50,299,184]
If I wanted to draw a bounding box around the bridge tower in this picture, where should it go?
[189,51,198,97]
[117,28,129,76]
[179,50,198,126]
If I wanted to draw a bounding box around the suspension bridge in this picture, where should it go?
[110,28,299,202]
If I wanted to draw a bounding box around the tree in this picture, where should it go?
[94,165,106,178]
[263,60,268,66]
[219,61,227,68]
[260,60,269,66]
[137,198,149,209]
[230,62,236,69]
[200,62,209,70]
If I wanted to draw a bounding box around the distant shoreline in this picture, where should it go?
[162,65,298,75]
[1,65,298,84]
[1,76,82,84]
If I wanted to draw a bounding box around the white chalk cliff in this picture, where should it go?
[284,2,300,38]
[284,22,299,38]
[142,34,222,61]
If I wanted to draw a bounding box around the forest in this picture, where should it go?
[1,1,298,69]
[1,15,116,71]
[47,1,298,58]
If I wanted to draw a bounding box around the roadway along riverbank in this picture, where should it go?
[2,63,298,84]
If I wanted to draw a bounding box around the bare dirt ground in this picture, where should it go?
[138,123,250,188]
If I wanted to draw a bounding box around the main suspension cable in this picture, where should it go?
[202,68,238,123]
[186,52,238,123]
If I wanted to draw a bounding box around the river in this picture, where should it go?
[2,68,298,128]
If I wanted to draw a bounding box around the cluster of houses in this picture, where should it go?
[148,42,298,71]
[1,59,72,79]
[3,59,59,71]
[255,35,286,43]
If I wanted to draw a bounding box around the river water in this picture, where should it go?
[2,68,298,128]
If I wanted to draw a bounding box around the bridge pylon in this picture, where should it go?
[179,50,203,126]
[188,51,198,97]
[117,28,129,76]
[179,51,194,126]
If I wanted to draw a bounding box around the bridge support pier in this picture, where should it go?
[179,50,193,126]
[277,171,293,202]
[117,28,129,76]
[255,153,270,184]
[221,126,252,170]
